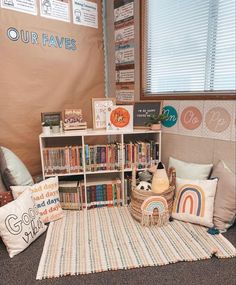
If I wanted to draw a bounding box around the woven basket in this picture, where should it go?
[130,167,176,226]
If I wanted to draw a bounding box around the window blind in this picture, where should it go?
[142,0,236,95]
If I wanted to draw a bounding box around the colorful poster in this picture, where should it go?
[72,0,98,28]
[0,0,37,15]
[106,105,133,131]
[114,0,134,24]
[163,100,235,141]
[162,106,178,128]
[40,0,70,23]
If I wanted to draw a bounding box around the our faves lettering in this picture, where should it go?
[7,27,77,51]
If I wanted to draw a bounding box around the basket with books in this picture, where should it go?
[130,167,176,227]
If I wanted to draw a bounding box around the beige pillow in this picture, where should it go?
[211,161,236,232]
[168,157,213,180]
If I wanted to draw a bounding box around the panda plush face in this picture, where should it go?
[136,181,152,191]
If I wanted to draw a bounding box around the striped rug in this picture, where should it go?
[37,207,236,280]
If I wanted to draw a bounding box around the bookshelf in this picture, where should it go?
[39,128,161,209]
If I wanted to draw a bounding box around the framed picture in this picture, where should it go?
[41,112,62,126]
[133,101,163,128]
[106,105,133,131]
[92,98,116,130]
[63,109,87,131]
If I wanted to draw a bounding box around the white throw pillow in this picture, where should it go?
[0,189,47,258]
[172,177,218,228]
[11,177,64,224]
[168,157,213,180]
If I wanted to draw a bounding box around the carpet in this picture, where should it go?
[36,207,236,280]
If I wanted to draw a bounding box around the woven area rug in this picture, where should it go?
[37,207,236,280]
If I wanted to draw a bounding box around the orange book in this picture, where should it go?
[107,184,113,207]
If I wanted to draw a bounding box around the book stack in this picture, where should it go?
[42,140,159,176]
[59,180,80,210]
[43,146,83,175]
[79,178,122,209]
[124,140,159,169]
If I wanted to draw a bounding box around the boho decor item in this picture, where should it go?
[130,167,176,226]
[149,162,170,194]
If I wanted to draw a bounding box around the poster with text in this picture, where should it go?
[116,84,134,102]
[115,24,134,43]
[114,0,134,24]
[116,69,134,83]
[115,43,134,65]
[72,0,98,28]
[0,0,37,15]
[40,0,70,22]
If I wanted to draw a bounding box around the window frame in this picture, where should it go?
[140,0,236,100]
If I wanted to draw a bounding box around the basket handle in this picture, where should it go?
[168,167,176,187]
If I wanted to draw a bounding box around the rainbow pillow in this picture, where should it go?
[172,178,218,228]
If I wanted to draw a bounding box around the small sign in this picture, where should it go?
[133,101,162,128]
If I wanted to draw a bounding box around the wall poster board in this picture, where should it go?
[114,0,135,103]
[133,101,163,128]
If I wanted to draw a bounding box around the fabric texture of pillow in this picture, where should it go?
[11,177,64,223]
[0,189,47,258]
[211,160,236,232]
[0,147,34,190]
[172,177,218,228]
[168,157,213,180]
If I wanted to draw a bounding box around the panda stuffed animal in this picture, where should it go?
[136,181,152,191]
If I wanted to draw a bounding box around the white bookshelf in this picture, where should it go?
[39,128,161,208]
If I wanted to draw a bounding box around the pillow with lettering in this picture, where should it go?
[11,177,64,224]
[172,178,218,228]
[0,189,47,258]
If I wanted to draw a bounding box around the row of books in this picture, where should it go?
[43,146,83,175]
[124,141,159,169]
[58,178,124,210]
[43,141,159,175]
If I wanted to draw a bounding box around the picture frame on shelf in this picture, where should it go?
[63,109,87,131]
[41,112,62,127]
[133,101,163,129]
[106,105,133,131]
[92,98,116,130]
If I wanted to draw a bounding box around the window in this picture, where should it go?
[141,0,236,99]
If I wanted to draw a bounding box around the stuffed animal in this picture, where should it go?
[149,162,169,194]
[136,181,152,191]
[138,170,152,183]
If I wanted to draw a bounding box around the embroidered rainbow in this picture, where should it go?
[141,196,168,215]
[173,184,205,217]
